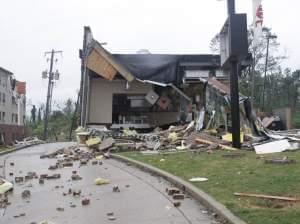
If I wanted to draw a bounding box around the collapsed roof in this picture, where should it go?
[83,27,220,84]
[113,54,220,84]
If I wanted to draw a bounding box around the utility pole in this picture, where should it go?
[262,34,277,111]
[43,49,62,140]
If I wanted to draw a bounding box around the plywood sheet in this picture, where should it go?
[87,49,117,80]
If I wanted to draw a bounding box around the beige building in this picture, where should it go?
[79,27,225,130]
[0,67,26,145]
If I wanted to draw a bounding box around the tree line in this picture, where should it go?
[210,27,300,126]
[28,98,78,140]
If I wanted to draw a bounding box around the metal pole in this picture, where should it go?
[227,0,235,15]
[226,0,241,148]
[230,59,241,148]
[43,50,55,140]
[262,37,270,111]
[251,49,256,108]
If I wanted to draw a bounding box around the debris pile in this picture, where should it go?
[73,114,300,155]
[14,136,45,148]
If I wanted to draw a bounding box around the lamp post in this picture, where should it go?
[262,34,277,111]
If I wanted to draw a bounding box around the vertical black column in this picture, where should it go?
[230,59,241,148]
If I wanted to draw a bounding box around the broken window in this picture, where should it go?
[112,94,151,126]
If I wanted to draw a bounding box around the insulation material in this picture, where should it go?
[87,49,117,80]
[222,132,244,143]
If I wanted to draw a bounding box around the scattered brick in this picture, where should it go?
[166,187,180,196]
[22,190,31,198]
[172,194,185,200]
[46,174,61,179]
[81,198,90,206]
[71,174,82,181]
[113,185,120,192]
[15,177,24,183]
[39,179,44,184]
[173,201,181,207]
[56,207,64,212]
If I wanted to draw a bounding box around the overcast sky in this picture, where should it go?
[0,0,299,109]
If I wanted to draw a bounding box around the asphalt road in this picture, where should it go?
[0,143,217,224]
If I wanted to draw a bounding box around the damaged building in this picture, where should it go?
[0,67,26,145]
[79,27,238,131]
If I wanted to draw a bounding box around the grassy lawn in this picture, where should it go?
[0,146,13,153]
[120,150,300,224]
[0,146,8,152]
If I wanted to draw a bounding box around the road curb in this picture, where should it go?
[112,154,247,224]
[0,143,44,156]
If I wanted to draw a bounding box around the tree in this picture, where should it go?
[209,26,289,112]
[63,98,74,119]
[31,105,36,124]
[37,108,42,123]
[28,100,76,141]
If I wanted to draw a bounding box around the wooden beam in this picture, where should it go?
[234,192,300,202]
[91,41,135,82]
[195,138,238,151]
[87,49,117,80]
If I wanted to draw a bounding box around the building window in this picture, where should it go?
[2,93,5,104]
[0,111,4,122]
[12,96,17,105]
[2,112,5,123]
[0,133,5,145]
[2,77,7,88]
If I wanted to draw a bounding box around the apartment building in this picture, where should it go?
[0,67,26,145]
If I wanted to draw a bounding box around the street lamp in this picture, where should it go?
[262,33,277,111]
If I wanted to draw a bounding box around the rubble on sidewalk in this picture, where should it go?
[81,198,90,206]
[112,185,120,192]
[21,190,31,198]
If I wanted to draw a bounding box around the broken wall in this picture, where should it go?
[273,107,292,130]
[88,79,152,124]
[145,112,179,126]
